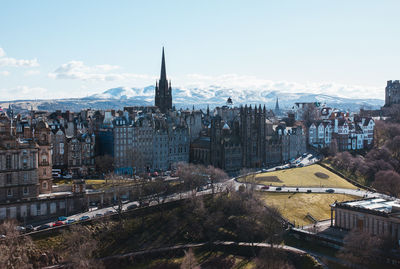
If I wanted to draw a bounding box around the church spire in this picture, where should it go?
[155,47,172,113]
[160,47,167,81]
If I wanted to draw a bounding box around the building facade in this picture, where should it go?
[385,80,400,107]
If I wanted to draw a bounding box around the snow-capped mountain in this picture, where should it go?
[86,86,384,110]
[0,85,384,113]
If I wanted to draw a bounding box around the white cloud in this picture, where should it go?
[0,86,48,101]
[24,70,40,76]
[0,71,10,76]
[0,47,39,67]
[49,60,149,82]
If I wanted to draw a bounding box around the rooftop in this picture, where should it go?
[339,198,400,215]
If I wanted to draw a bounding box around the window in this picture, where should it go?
[42,181,48,190]
[24,173,28,182]
[43,168,46,175]
[23,186,28,195]
[6,155,11,169]
[60,143,64,154]
[6,174,12,184]
[7,189,12,197]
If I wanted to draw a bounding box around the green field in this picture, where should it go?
[239,164,358,189]
[258,192,358,226]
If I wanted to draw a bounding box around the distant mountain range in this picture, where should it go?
[0,85,384,113]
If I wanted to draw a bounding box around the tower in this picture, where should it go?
[155,47,172,113]
[274,97,281,116]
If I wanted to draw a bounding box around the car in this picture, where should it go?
[16,226,26,233]
[66,219,76,224]
[63,174,72,179]
[140,201,150,207]
[307,189,312,193]
[53,221,64,227]
[104,210,114,215]
[37,224,51,231]
[58,216,67,221]
[275,187,282,191]
[79,215,90,221]
[261,186,269,190]
[127,204,138,210]
[25,225,34,233]
[95,213,103,218]
[325,189,335,193]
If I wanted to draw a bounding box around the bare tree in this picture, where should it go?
[180,248,200,269]
[301,103,319,127]
[205,165,228,195]
[254,248,294,269]
[372,170,400,197]
[95,155,114,182]
[61,224,103,269]
[338,229,382,266]
[0,219,35,269]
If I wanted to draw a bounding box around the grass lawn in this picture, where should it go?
[239,164,358,189]
[258,192,358,226]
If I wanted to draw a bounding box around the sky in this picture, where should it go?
[0,0,399,101]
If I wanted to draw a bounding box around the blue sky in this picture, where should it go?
[0,0,399,100]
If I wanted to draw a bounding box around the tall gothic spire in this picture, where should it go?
[155,47,172,113]
[160,47,167,81]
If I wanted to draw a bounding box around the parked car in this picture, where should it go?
[307,189,312,193]
[140,201,150,207]
[58,216,67,221]
[37,224,51,231]
[63,174,72,179]
[127,204,138,210]
[104,210,114,215]
[66,219,76,224]
[275,187,282,191]
[79,215,90,221]
[53,221,64,227]
[95,213,103,218]
[16,226,26,233]
[325,189,335,193]
[261,185,270,190]
[25,225,34,233]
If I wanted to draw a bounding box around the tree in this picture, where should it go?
[95,155,114,178]
[338,229,382,266]
[205,165,228,195]
[372,170,400,197]
[61,224,103,269]
[0,220,36,269]
[301,103,319,128]
[180,248,200,269]
[254,248,294,269]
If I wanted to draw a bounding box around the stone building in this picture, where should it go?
[0,121,39,203]
[65,133,95,177]
[332,198,400,240]
[113,112,190,174]
[210,116,241,173]
[34,120,53,194]
[240,105,267,168]
[385,80,400,107]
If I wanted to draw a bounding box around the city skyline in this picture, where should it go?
[1,0,400,101]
